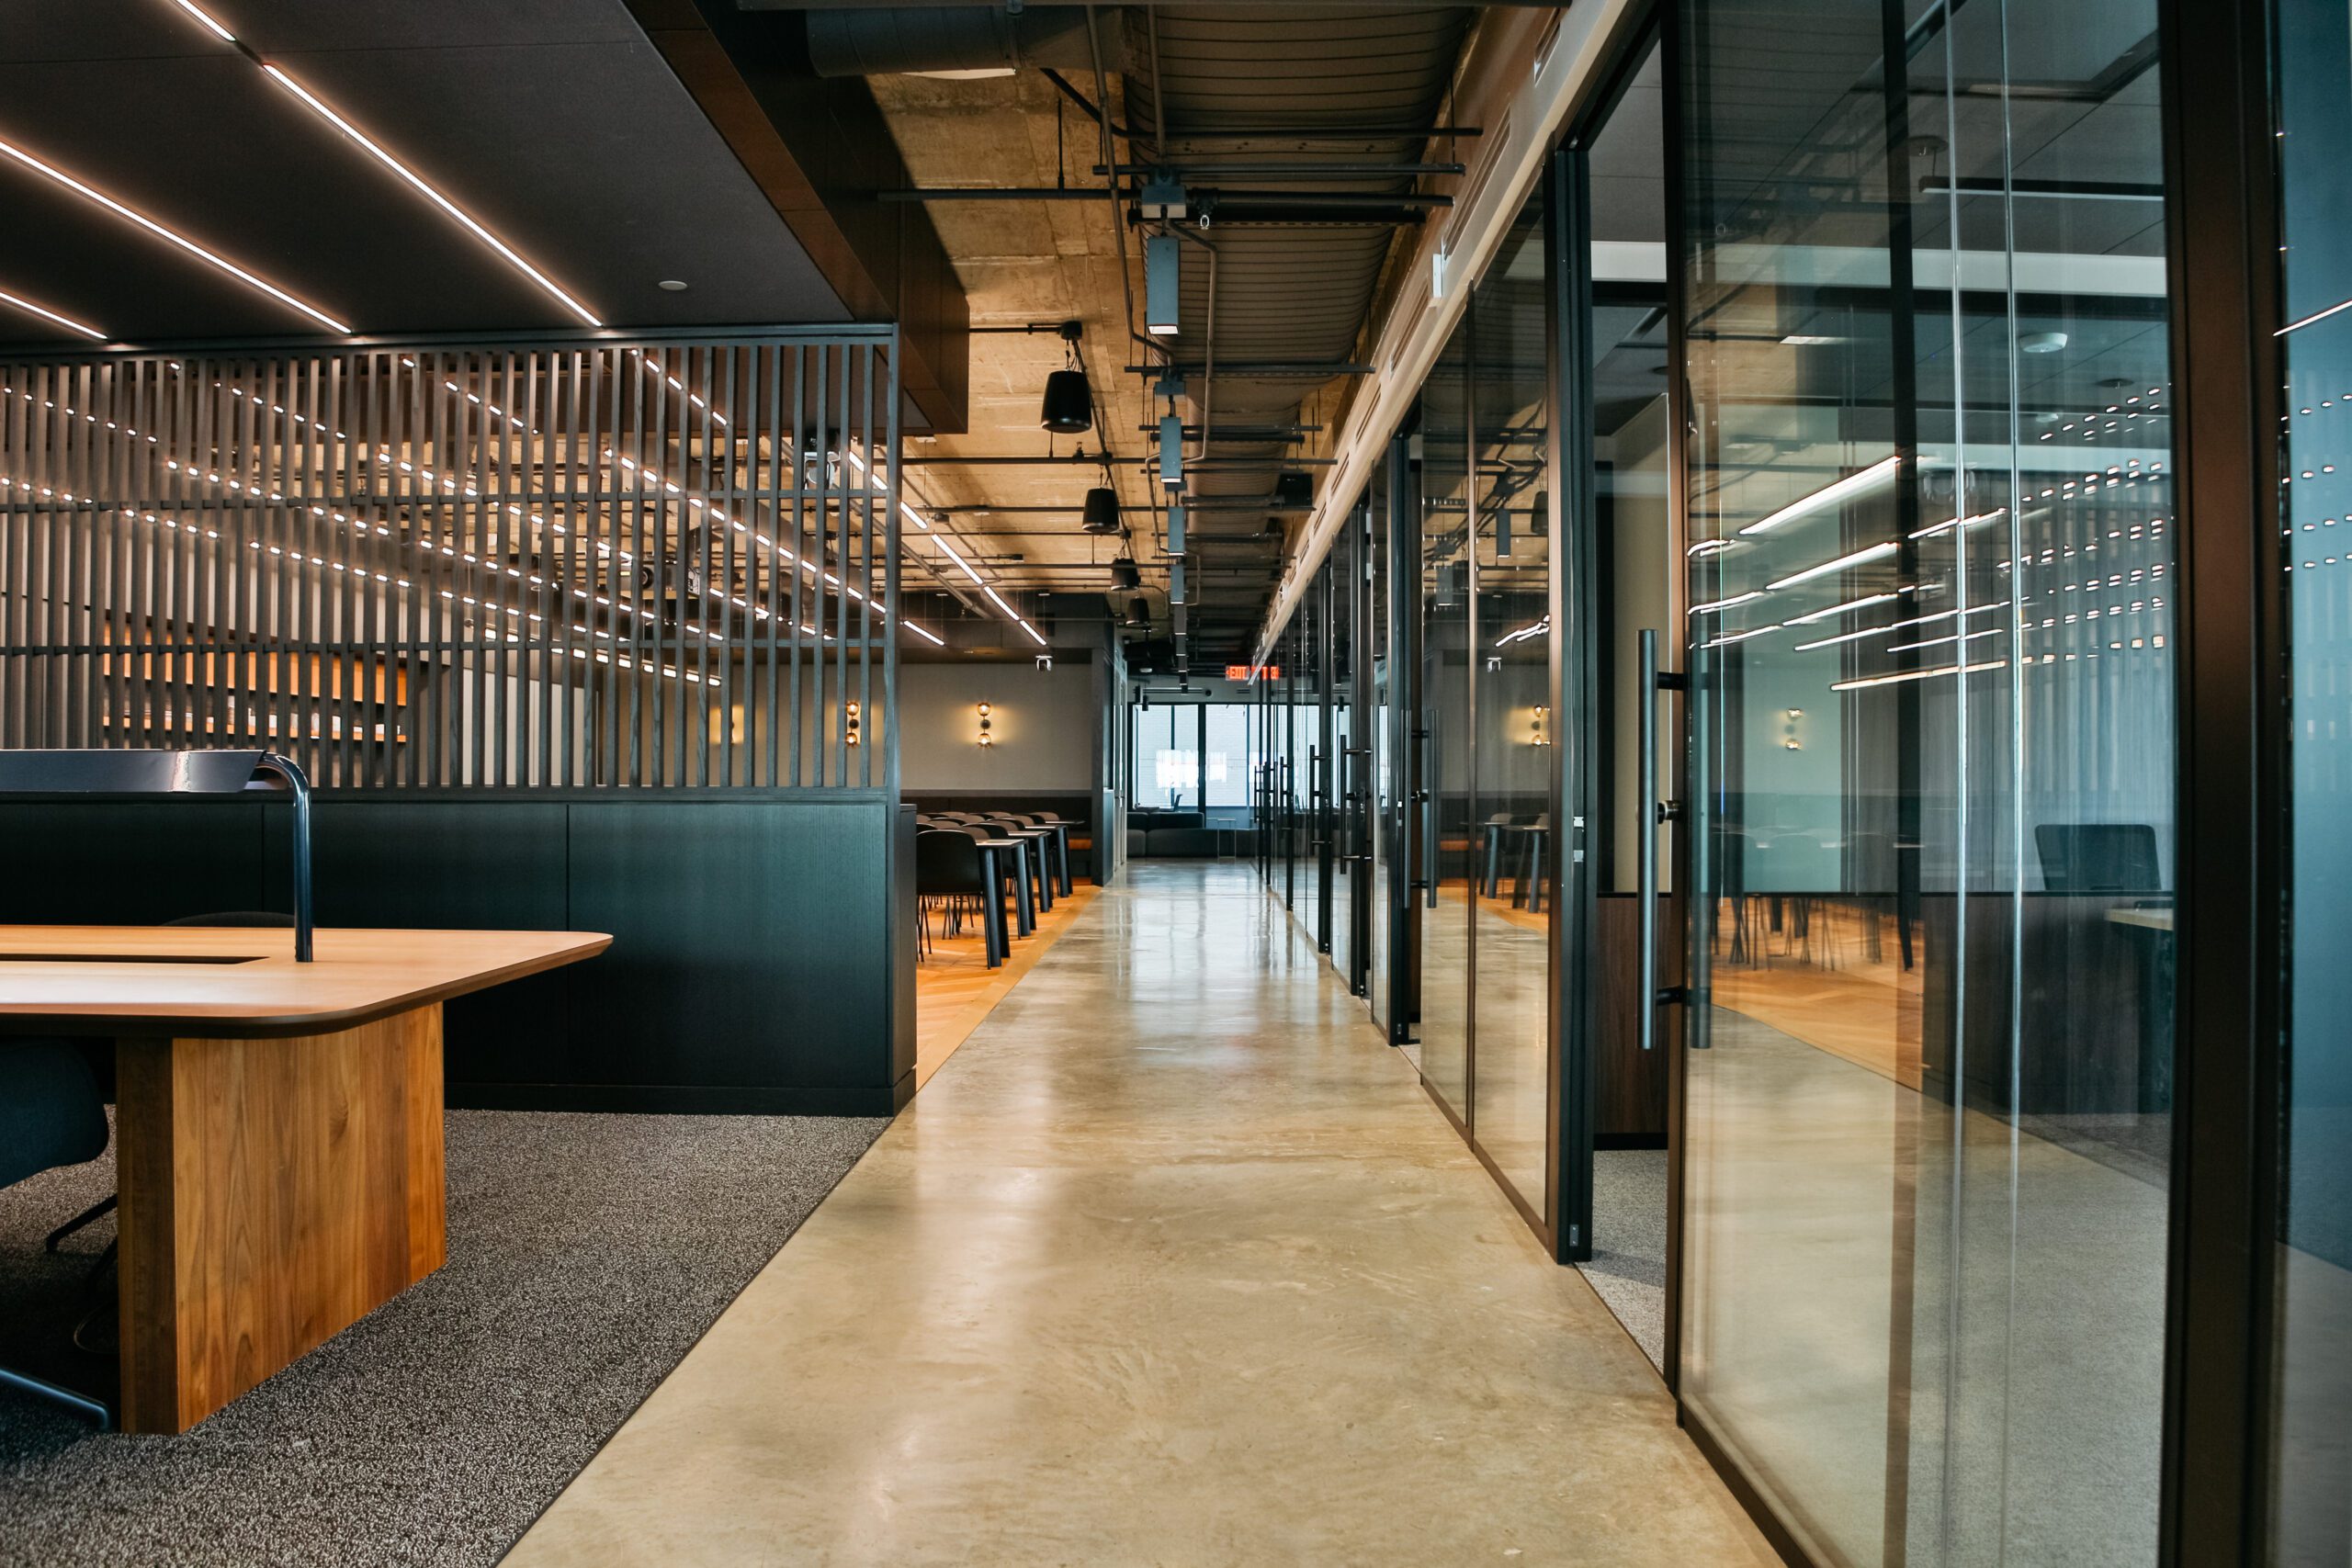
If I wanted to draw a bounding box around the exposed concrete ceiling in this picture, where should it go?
[867,67,1165,654]
[842,5,1475,670]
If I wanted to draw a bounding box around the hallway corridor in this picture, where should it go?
[507,863,1774,1566]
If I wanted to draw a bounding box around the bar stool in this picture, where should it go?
[1514,813,1552,913]
[1480,812,1520,898]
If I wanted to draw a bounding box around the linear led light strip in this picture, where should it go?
[0,131,346,333]
[1884,625,2007,655]
[0,471,721,679]
[1792,601,2008,653]
[362,446,630,563]
[1764,539,1898,592]
[1908,507,2007,542]
[605,451,941,644]
[842,447,1029,648]
[628,350,728,428]
[1831,657,2007,693]
[5,379,758,654]
[1784,591,1902,626]
[1,384,158,442]
[0,285,105,341]
[167,0,598,328]
[1740,455,1903,536]
[94,436,712,646]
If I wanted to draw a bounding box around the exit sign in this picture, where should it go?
[1226,664,1281,681]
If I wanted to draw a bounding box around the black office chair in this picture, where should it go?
[2035,823,2162,893]
[42,909,296,1260]
[1,1038,114,1427]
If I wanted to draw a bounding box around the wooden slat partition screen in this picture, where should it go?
[0,329,901,789]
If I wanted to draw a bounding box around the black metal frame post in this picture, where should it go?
[2157,0,2288,1560]
[1349,500,1374,996]
[1385,434,1419,1041]
[1549,137,1598,1265]
[1317,555,1337,954]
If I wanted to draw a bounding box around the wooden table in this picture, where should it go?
[0,925,609,1433]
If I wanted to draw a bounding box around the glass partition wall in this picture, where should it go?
[1242,2,2337,1557]
[1468,198,1558,1221]
[1675,1,2177,1562]
[2274,3,2352,1557]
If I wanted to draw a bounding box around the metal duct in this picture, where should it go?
[804,6,1127,77]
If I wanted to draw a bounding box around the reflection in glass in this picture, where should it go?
[1469,192,1555,1215]
[2272,3,2352,1557]
[1676,1,2176,1562]
[1370,456,1397,1033]
[1419,317,1475,1122]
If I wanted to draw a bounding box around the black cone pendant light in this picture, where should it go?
[1081,485,1121,533]
[1039,320,1091,434]
[1040,367,1091,434]
[1111,557,1141,590]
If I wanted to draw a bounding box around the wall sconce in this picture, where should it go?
[845,700,861,748]
[977,701,993,748]
[1531,705,1550,747]
[1782,706,1803,751]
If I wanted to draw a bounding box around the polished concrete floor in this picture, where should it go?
[507,862,1775,1567]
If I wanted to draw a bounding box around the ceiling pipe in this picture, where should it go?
[803,6,1126,76]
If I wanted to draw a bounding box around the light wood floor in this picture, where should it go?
[912,882,1101,1087]
[1710,900,1925,1088]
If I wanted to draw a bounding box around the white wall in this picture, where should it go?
[898,660,1098,792]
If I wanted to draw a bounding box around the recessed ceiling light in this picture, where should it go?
[658,279,689,292]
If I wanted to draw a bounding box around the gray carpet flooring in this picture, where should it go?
[1576,1148,1668,1371]
[0,1108,887,1568]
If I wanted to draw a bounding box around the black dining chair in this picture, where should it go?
[916,829,1006,966]
[982,816,1057,912]
[944,824,1035,937]
[0,1038,115,1427]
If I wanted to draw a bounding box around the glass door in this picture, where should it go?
[1674,1,2179,1562]
[1556,42,1675,1310]
[1419,326,1475,1112]
[1468,192,1557,1222]
[1374,456,1383,1029]
[2272,3,2352,1555]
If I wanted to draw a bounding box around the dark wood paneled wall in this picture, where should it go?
[1590,893,1674,1143]
[0,794,916,1115]
[1920,891,2161,1116]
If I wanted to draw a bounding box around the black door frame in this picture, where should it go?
[2155,0,2289,1561]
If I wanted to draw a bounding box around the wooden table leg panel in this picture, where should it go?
[116,1003,447,1434]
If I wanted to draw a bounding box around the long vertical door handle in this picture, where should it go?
[1638,629,1662,1052]
[1419,725,1439,909]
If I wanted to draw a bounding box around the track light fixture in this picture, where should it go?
[1039,321,1091,434]
[1146,234,1181,336]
